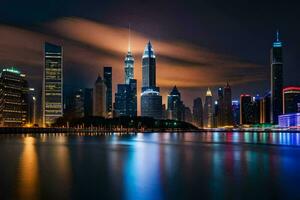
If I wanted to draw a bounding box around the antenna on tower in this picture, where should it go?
[276,29,280,42]
[128,24,131,52]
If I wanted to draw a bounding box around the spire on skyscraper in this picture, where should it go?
[128,24,131,52]
[206,88,212,96]
[273,30,282,47]
[143,40,155,58]
[276,29,280,42]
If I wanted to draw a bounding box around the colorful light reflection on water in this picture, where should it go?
[0,132,300,199]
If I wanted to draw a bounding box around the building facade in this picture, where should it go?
[0,68,29,127]
[223,83,233,126]
[261,92,271,123]
[93,75,106,117]
[167,86,182,121]
[43,42,63,126]
[84,88,93,117]
[103,66,112,118]
[203,88,213,128]
[232,100,240,126]
[240,94,253,125]
[193,97,203,128]
[124,51,134,84]
[271,31,283,124]
[114,79,137,117]
[279,113,300,128]
[283,87,300,114]
[141,41,162,119]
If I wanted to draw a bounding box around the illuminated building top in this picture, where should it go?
[143,41,155,59]
[273,30,282,48]
[206,88,212,96]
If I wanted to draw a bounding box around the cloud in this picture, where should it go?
[0,17,267,112]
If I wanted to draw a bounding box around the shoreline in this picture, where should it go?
[0,127,299,134]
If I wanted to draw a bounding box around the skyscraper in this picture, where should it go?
[223,82,233,126]
[43,42,63,127]
[232,100,240,126]
[124,29,134,84]
[203,88,213,128]
[142,41,156,89]
[141,41,162,119]
[114,32,137,118]
[74,89,85,118]
[93,75,106,117]
[167,86,182,120]
[103,66,112,118]
[261,92,271,123]
[240,94,253,125]
[84,88,93,117]
[184,106,192,123]
[283,86,300,114]
[114,79,137,117]
[271,31,283,124]
[216,87,224,127]
[28,88,37,125]
[193,97,203,128]
[0,68,29,127]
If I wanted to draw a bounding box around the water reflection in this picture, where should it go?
[124,133,163,200]
[17,137,39,200]
[0,132,300,199]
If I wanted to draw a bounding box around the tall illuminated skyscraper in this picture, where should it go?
[124,28,134,84]
[0,68,29,127]
[142,41,156,88]
[103,66,112,118]
[203,88,213,128]
[141,41,162,119]
[271,31,283,124]
[43,42,63,126]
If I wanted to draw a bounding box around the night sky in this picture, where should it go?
[0,0,299,111]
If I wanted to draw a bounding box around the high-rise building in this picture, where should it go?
[223,82,233,126]
[128,79,137,117]
[0,68,29,127]
[261,92,271,123]
[193,97,203,128]
[167,86,182,120]
[232,100,240,126]
[142,41,156,89]
[216,87,224,126]
[43,42,63,126]
[271,31,283,124]
[73,89,84,118]
[240,94,253,125]
[253,95,261,124]
[124,34,134,84]
[283,87,300,114]
[64,89,84,119]
[84,88,93,117]
[103,66,112,118]
[114,79,137,117]
[203,88,213,128]
[93,75,106,117]
[27,88,37,125]
[184,106,192,123]
[114,33,137,118]
[141,41,162,119]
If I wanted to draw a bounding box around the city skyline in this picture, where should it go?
[0,21,299,113]
[0,30,295,127]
